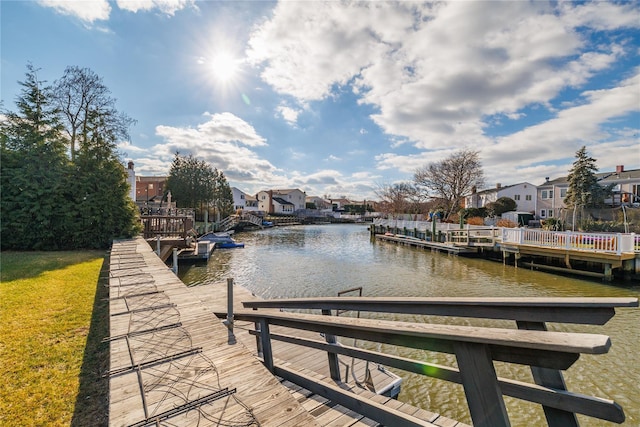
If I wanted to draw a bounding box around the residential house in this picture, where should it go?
[330,198,352,211]
[306,196,332,210]
[231,187,259,213]
[536,165,640,219]
[257,189,307,214]
[136,175,167,203]
[464,182,537,213]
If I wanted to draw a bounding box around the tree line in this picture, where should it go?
[375,146,613,224]
[1,64,140,250]
[166,152,235,220]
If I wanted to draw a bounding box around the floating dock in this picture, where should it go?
[375,233,478,255]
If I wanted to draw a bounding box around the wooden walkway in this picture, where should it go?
[375,234,477,255]
[108,238,319,427]
[108,237,466,427]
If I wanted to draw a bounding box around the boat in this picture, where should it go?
[198,231,245,249]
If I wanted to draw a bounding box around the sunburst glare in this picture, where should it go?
[210,52,240,84]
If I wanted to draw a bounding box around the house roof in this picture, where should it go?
[539,168,640,187]
[272,197,294,206]
[272,189,303,194]
[470,182,535,196]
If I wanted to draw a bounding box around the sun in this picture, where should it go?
[210,52,240,83]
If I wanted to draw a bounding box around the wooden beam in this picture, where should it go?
[242,297,637,325]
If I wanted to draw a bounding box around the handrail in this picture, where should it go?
[238,297,636,427]
[246,328,623,423]
[243,297,638,325]
[226,309,626,427]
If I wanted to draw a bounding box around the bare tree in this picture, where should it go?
[414,148,485,221]
[53,66,134,160]
[374,182,421,216]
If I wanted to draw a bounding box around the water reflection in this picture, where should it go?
[179,224,639,426]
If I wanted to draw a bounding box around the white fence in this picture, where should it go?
[374,219,639,254]
[502,229,636,255]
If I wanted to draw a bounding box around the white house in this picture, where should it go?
[231,187,259,212]
[257,189,306,214]
[465,182,537,213]
[306,196,332,210]
[537,165,640,219]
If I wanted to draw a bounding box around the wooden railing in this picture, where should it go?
[141,215,193,239]
[234,297,637,427]
[447,227,500,246]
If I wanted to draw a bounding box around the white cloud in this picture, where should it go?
[38,0,111,22]
[247,1,639,153]
[38,0,195,22]
[115,0,196,15]
[129,113,277,187]
[276,104,301,126]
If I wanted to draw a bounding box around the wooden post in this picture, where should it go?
[322,309,341,381]
[454,342,509,427]
[259,318,273,372]
[225,278,234,330]
[156,236,161,256]
[172,248,178,274]
[517,320,579,427]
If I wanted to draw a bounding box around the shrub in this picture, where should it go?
[496,219,518,228]
[466,216,485,226]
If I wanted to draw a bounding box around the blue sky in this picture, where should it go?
[2,1,639,200]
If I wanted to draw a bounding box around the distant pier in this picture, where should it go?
[371,219,640,281]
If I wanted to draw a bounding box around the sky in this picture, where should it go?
[2,0,639,200]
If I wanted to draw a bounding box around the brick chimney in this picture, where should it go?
[616,165,624,174]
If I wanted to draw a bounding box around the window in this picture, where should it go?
[541,190,553,199]
[548,209,553,218]
[240,194,245,199]
[560,188,567,198]
[514,194,520,201]
[525,195,532,201]
[540,209,546,218]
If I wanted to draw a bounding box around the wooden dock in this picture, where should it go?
[375,233,477,255]
[108,238,319,427]
[107,237,466,426]
[371,221,640,280]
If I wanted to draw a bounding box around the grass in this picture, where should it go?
[0,250,110,427]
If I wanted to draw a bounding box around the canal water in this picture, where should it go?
[179,224,640,426]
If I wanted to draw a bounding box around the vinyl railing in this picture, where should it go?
[502,229,636,255]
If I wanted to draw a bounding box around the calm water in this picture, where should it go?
[180,224,640,426]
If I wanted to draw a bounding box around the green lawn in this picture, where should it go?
[0,251,109,427]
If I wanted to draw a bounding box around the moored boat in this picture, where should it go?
[198,231,245,249]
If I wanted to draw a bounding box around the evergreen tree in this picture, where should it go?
[1,64,140,250]
[0,64,69,250]
[166,153,234,217]
[70,109,140,248]
[564,146,609,208]
[212,169,234,217]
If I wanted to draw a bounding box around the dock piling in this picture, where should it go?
[172,248,178,274]
[225,278,234,331]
